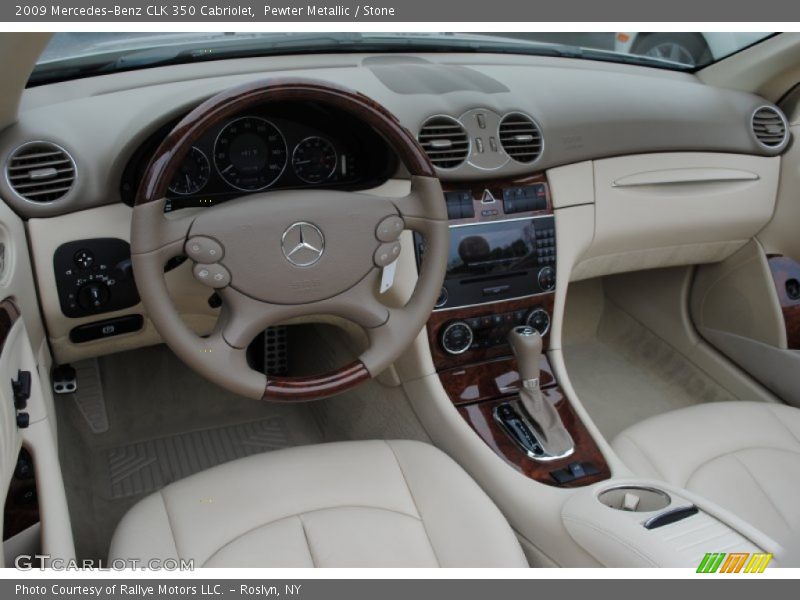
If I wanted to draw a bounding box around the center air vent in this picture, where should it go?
[751,106,789,150]
[499,113,543,164]
[6,141,76,202]
[418,116,469,169]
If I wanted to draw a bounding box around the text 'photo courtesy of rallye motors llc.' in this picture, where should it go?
[0,0,799,596]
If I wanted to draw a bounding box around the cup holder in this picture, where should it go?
[598,486,671,512]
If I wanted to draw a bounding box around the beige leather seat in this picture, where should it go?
[109,439,528,567]
[612,401,800,545]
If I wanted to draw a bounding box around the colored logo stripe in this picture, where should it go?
[697,552,773,573]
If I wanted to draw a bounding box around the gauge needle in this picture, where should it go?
[222,165,233,173]
[294,160,312,165]
[185,174,191,189]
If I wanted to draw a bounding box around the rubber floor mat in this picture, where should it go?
[106,417,291,499]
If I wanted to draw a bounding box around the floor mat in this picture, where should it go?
[563,301,738,440]
[56,344,323,560]
[106,417,292,499]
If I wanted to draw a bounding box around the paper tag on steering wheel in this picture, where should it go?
[379,259,398,294]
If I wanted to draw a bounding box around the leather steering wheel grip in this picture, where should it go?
[130,78,448,401]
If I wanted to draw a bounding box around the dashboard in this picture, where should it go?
[119,101,398,210]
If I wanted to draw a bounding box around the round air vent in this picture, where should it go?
[417,116,469,169]
[6,141,76,202]
[499,113,543,164]
[751,106,789,150]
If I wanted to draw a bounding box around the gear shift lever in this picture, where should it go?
[508,325,574,458]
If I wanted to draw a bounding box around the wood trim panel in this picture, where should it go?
[0,299,21,355]
[442,173,553,224]
[458,388,611,488]
[427,294,555,370]
[767,255,800,350]
[263,360,370,401]
[439,355,556,405]
[136,78,435,205]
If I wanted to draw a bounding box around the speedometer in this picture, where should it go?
[214,116,287,191]
[292,136,337,184]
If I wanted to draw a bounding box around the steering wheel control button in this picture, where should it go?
[440,321,474,355]
[185,237,224,264]
[374,242,401,267]
[376,215,405,242]
[281,222,325,267]
[193,263,231,288]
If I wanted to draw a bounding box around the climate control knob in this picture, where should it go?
[440,320,474,355]
[77,282,110,311]
[538,266,556,291]
[525,307,551,336]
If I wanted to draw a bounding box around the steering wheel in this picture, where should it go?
[131,79,448,401]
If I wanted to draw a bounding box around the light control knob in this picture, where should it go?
[77,282,110,311]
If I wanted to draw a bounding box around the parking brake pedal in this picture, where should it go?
[264,326,289,376]
[52,364,77,395]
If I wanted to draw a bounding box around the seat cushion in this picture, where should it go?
[108,439,527,567]
[612,401,800,544]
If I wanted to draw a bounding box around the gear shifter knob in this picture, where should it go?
[508,325,542,388]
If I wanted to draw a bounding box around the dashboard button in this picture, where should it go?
[185,237,224,264]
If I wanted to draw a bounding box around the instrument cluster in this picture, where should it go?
[120,102,397,211]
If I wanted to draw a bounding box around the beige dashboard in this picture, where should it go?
[0,51,786,363]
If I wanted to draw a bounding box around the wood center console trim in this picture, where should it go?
[440,355,556,406]
[442,173,552,224]
[459,389,611,488]
[767,255,800,350]
[428,294,555,371]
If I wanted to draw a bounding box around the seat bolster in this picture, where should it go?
[387,440,528,568]
[109,492,179,564]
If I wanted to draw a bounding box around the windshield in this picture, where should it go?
[30,32,775,86]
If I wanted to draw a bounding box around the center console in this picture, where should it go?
[418,174,610,488]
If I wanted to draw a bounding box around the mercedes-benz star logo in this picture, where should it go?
[281,222,325,267]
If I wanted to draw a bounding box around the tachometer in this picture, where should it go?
[292,136,338,184]
[168,147,210,196]
[214,116,287,191]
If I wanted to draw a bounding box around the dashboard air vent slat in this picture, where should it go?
[6,142,76,202]
[418,116,469,169]
[751,106,789,150]
[499,113,543,164]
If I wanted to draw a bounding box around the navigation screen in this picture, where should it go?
[447,219,538,278]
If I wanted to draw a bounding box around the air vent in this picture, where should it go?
[751,106,789,150]
[499,113,543,164]
[6,142,76,202]
[418,116,469,169]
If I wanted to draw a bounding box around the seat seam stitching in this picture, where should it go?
[297,514,317,568]
[683,445,800,489]
[731,455,792,529]
[616,434,666,480]
[765,404,800,446]
[158,491,181,561]
[384,441,441,567]
[199,505,423,566]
